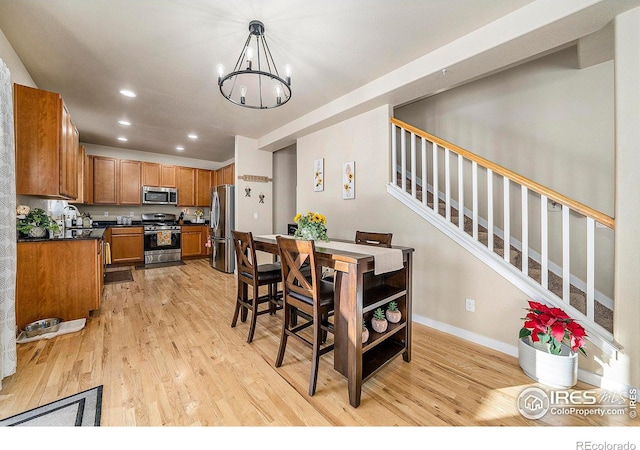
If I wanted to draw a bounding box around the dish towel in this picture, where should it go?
[157,230,172,246]
[104,242,111,265]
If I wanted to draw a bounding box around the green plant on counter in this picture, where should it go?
[16,208,59,235]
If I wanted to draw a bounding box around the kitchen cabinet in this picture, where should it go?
[176,166,195,206]
[110,226,144,264]
[93,156,118,204]
[161,165,177,188]
[181,225,208,258]
[142,162,161,187]
[119,159,142,205]
[14,84,79,200]
[195,169,211,207]
[223,163,235,185]
[70,144,86,204]
[83,153,94,204]
[16,238,104,330]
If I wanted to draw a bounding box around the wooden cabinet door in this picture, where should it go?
[223,163,235,185]
[142,162,161,187]
[14,84,64,197]
[110,227,144,263]
[181,227,204,258]
[161,165,177,187]
[195,169,211,207]
[211,169,219,187]
[71,144,85,204]
[119,160,142,205]
[83,153,94,204]
[177,166,195,206]
[93,156,118,204]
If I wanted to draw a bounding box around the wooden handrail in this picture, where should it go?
[391,118,615,229]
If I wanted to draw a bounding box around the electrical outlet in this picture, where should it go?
[104,211,108,216]
[465,298,475,312]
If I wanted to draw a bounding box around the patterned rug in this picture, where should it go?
[0,385,102,426]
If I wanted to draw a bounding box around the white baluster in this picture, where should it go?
[433,143,439,213]
[458,154,464,230]
[400,128,406,194]
[541,195,549,289]
[521,186,528,276]
[421,138,428,206]
[562,204,570,303]
[391,123,397,187]
[472,162,478,240]
[587,217,595,321]
[503,177,510,263]
[487,169,494,251]
[411,132,417,199]
[445,148,451,221]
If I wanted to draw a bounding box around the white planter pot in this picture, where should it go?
[518,337,578,389]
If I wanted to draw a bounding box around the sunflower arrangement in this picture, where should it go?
[293,211,328,241]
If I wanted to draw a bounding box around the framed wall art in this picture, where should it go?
[342,161,355,199]
[314,158,324,191]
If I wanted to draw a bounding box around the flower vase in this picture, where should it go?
[518,337,578,389]
[28,227,46,238]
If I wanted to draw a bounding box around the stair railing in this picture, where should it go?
[390,117,618,350]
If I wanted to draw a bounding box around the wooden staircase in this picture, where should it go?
[398,176,613,333]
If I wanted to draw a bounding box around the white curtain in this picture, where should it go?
[0,58,17,390]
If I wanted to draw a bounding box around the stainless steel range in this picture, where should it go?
[142,213,181,264]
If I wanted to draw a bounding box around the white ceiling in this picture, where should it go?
[0,0,636,163]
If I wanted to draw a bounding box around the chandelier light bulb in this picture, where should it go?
[240,85,247,105]
[285,64,292,85]
[246,47,253,70]
[216,64,225,83]
[275,85,282,105]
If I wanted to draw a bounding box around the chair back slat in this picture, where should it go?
[277,236,320,303]
[232,230,258,278]
[355,231,393,247]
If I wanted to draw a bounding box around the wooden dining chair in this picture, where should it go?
[275,236,335,396]
[231,230,282,343]
[355,231,393,247]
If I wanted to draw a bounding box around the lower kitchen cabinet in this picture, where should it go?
[110,226,144,264]
[181,225,208,258]
[16,238,104,330]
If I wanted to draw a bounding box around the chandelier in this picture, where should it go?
[217,20,291,109]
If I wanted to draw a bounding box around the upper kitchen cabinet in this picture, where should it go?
[223,163,235,185]
[119,159,142,205]
[195,169,211,207]
[92,156,118,204]
[14,84,79,199]
[176,166,195,206]
[142,162,177,188]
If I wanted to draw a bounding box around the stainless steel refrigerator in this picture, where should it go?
[210,184,235,273]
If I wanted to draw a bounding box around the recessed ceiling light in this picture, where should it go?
[118,137,128,142]
[119,89,136,98]
[176,146,184,151]
[188,134,198,139]
[118,120,131,126]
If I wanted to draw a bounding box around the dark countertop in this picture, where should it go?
[91,221,208,229]
[18,227,106,243]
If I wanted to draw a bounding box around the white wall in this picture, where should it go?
[272,144,297,235]
[296,105,528,353]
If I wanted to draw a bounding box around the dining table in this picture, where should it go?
[253,234,414,407]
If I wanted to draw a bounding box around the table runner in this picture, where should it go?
[257,235,404,275]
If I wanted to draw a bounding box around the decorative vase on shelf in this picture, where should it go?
[371,307,388,333]
[28,227,46,238]
[385,301,401,323]
[518,337,578,389]
[362,325,369,344]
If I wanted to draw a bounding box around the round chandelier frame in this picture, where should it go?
[218,20,291,109]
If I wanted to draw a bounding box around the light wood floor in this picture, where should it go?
[0,259,634,427]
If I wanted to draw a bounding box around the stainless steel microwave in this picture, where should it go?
[142,186,178,205]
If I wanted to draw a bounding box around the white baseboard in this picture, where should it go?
[412,313,636,395]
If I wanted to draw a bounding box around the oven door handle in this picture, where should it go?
[144,230,181,235]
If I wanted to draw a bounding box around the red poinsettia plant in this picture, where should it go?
[519,300,588,356]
